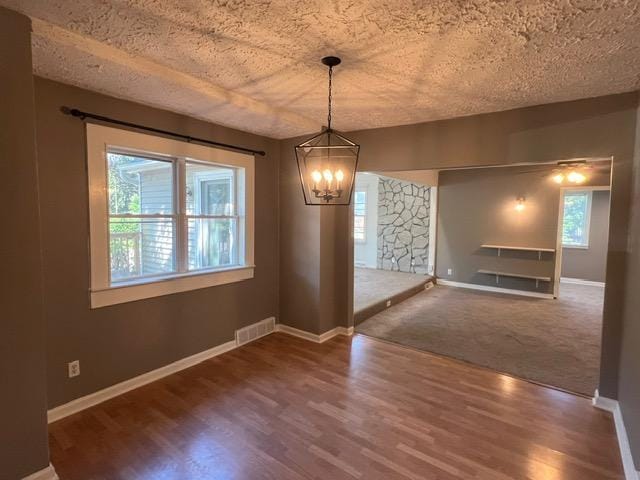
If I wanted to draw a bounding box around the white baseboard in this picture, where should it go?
[276,324,354,343]
[22,464,58,480]
[48,339,236,423]
[436,279,554,299]
[561,277,605,287]
[593,390,640,480]
[46,317,353,423]
[48,317,276,423]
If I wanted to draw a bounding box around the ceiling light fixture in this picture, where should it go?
[551,161,589,185]
[295,56,360,205]
[567,170,586,184]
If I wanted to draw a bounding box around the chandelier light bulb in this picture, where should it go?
[311,170,322,183]
[322,169,333,182]
[552,173,564,184]
[335,169,344,182]
[515,197,525,212]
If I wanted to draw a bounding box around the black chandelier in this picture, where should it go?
[295,56,360,205]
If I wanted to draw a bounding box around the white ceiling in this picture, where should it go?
[4,0,640,139]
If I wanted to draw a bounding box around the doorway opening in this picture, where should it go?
[352,171,436,324]
[352,159,612,396]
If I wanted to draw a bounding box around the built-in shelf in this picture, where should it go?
[481,244,555,260]
[478,269,551,288]
[481,244,555,253]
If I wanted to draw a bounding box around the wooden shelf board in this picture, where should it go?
[481,244,556,253]
[477,269,551,282]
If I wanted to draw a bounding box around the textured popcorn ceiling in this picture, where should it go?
[4,0,640,138]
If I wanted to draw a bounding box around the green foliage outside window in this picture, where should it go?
[562,192,589,246]
[108,153,141,235]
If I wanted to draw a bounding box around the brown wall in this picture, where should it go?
[280,93,638,399]
[0,8,51,479]
[436,165,562,294]
[34,78,280,408]
[279,136,352,334]
[561,190,611,283]
[436,164,611,293]
[278,136,323,333]
[618,100,640,469]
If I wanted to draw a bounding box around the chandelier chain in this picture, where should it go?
[327,66,333,131]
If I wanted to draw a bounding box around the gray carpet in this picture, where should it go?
[356,283,603,395]
[354,267,430,313]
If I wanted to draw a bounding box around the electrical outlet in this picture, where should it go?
[68,360,80,378]
[447,268,453,275]
[386,300,391,307]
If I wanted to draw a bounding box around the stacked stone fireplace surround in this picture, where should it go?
[376,177,430,275]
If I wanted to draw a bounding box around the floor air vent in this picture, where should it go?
[235,317,275,346]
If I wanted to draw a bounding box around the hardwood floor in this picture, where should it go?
[49,333,624,480]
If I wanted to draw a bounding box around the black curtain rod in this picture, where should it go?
[60,106,266,156]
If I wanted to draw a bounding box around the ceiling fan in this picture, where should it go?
[507,160,610,185]
[548,160,612,185]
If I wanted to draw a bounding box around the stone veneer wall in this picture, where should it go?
[377,177,430,274]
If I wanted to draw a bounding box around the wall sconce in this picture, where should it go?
[515,196,526,212]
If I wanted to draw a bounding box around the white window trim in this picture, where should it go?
[353,188,367,243]
[562,190,592,249]
[87,123,255,308]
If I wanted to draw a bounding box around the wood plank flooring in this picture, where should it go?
[49,333,624,480]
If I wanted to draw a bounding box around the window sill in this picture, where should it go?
[90,265,255,308]
[562,244,589,250]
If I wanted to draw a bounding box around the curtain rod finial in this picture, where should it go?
[60,106,85,119]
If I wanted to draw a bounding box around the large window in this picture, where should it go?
[353,189,367,241]
[562,190,592,248]
[88,124,254,308]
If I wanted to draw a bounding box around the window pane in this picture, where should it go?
[186,162,236,215]
[354,190,366,216]
[354,215,365,240]
[188,218,238,270]
[354,188,367,240]
[563,193,589,245]
[109,219,175,282]
[108,152,173,214]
